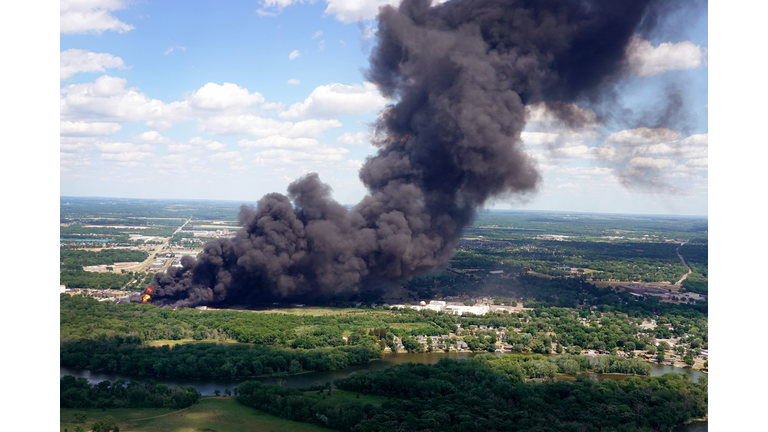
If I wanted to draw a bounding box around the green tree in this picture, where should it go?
[73,412,87,423]
[214,389,221,396]
[91,416,116,432]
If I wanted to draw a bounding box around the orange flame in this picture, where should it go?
[141,286,154,302]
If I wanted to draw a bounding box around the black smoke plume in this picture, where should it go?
[142,0,677,308]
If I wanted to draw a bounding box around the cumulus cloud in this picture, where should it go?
[525,101,600,131]
[626,36,707,77]
[60,49,125,80]
[60,0,134,34]
[591,128,708,192]
[279,82,388,120]
[336,131,368,145]
[238,136,319,149]
[199,115,342,138]
[101,151,154,161]
[628,157,675,170]
[60,75,190,127]
[188,82,265,110]
[605,127,681,145]
[135,131,173,144]
[324,0,400,24]
[94,141,155,153]
[251,146,349,166]
[289,50,301,60]
[60,121,121,136]
[209,151,243,162]
[61,77,273,131]
[189,137,227,151]
[287,78,301,85]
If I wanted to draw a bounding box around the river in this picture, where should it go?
[61,352,707,430]
[60,351,706,393]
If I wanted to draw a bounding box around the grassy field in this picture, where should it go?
[62,398,332,432]
[145,339,247,347]
[255,307,365,316]
[60,407,177,432]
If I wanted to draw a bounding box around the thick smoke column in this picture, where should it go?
[145,0,670,308]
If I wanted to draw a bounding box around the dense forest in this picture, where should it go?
[60,337,381,379]
[237,355,707,432]
[60,375,200,409]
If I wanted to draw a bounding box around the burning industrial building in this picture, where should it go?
[136,0,694,308]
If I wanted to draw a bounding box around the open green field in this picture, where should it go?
[145,338,248,347]
[60,406,177,432]
[255,307,369,316]
[61,398,331,432]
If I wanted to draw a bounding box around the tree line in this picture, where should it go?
[235,355,707,432]
[60,375,200,409]
[60,336,381,379]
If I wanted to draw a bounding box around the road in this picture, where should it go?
[674,242,693,287]
[121,216,193,273]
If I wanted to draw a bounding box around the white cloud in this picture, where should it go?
[116,161,145,168]
[686,158,708,168]
[287,79,301,85]
[168,144,194,153]
[520,132,558,146]
[525,102,600,130]
[336,131,368,145]
[257,0,307,16]
[60,121,121,136]
[324,0,399,24]
[60,75,191,127]
[60,49,125,80]
[681,133,708,146]
[548,145,593,158]
[135,131,173,144]
[238,136,320,149]
[189,137,227,151]
[94,141,155,153]
[280,82,389,120]
[605,127,681,145]
[289,50,301,60]
[312,31,323,39]
[61,77,272,130]
[164,46,186,55]
[627,157,675,169]
[626,36,707,77]
[261,102,285,111]
[199,115,342,138]
[251,146,349,166]
[344,159,364,169]
[60,0,134,34]
[101,151,154,161]
[188,82,265,110]
[209,151,243,162]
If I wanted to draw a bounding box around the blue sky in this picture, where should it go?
[59,0,708,215]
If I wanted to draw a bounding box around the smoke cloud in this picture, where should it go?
[142,0,684,308]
